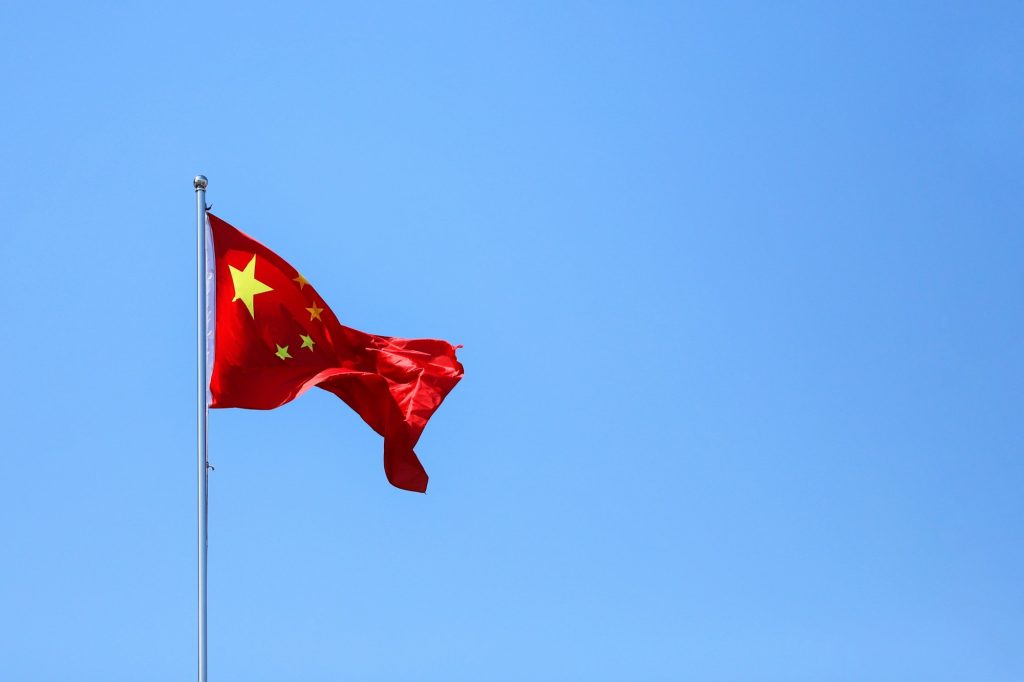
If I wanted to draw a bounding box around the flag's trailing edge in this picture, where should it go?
[206,213,464,493]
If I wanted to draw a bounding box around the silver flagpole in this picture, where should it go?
[194,174,210,682]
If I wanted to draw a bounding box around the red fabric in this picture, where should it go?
[208,213,464,492]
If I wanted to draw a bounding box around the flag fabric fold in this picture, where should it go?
[207,213,463,492]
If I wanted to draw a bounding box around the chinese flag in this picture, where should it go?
[207,213,464,492]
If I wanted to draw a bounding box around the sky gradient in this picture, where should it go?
[1,3,1022,680]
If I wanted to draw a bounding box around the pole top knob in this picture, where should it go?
[194,175,208,191]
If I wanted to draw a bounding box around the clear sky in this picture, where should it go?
[1,3,1021,680]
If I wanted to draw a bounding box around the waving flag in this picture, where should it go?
[206,213,463,492]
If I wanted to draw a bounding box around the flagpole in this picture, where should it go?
[194,174,210,682]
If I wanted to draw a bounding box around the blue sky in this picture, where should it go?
[1,2,1022,680]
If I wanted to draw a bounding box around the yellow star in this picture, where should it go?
[229,255,273,318]
[275,344,292,360]
[306,301,324,321]
[300,334,315,351]
[293,273,309,289]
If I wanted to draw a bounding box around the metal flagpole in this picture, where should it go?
[194,174,210,682]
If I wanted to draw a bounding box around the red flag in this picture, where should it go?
[207,213,463,492]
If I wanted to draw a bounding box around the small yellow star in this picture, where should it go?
[275,344,292,360]
[300,334,315,351]
[293,273,309,290]
[306,301,324,321]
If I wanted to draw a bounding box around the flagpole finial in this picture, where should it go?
[194,175,208,191]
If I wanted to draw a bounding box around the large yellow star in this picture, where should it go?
[229,255,274,318]
[306,301,324,321]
